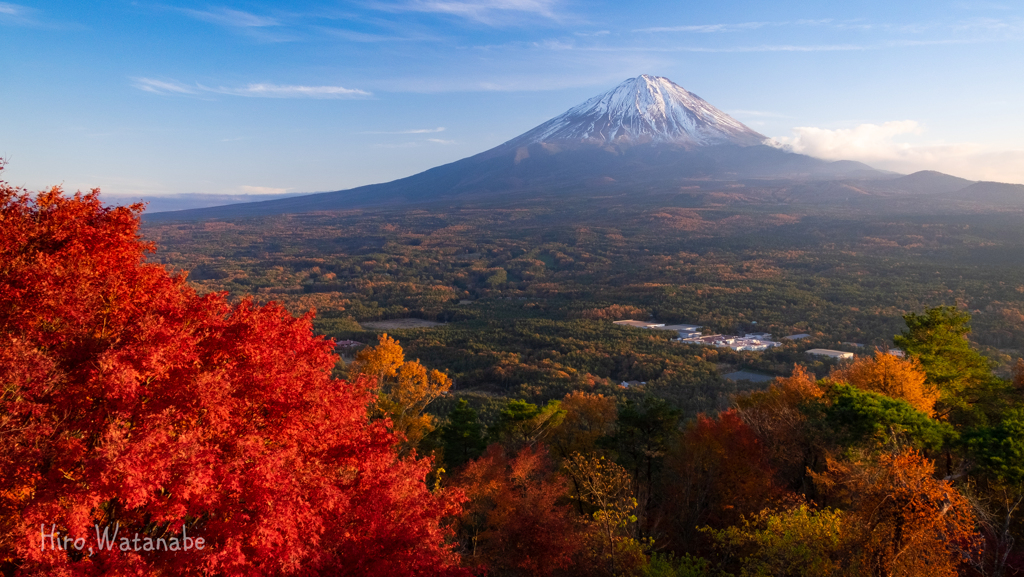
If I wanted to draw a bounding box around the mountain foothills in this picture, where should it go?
[6,175,1024,576]
[146,75,1023,220]
[4,74,1024,577]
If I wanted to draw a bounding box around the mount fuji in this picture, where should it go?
[503,75,766,148]
[146,75,1022,219]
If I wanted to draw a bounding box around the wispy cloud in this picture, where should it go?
[133,78,198,95]
[180,7,279,28]
[636,43,870,53]
[361,127,447,134]
[951,16,1024,33]
[0,1,45,26]
[634,19,838,33]
[631,17,1024,39]
[375,0,562,25]
[317,27,427,42]
[426,138,455,144]
[770,121,1024,184]
[210,83,371,98]
[636,21,775,33]
[133,77,371,98]
[953,1,1015,9]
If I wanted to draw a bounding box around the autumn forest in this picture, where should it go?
[4,167,1024,577]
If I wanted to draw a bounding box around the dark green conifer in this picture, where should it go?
[439,399,487,469]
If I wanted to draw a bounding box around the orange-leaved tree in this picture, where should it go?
[812,449,980,577]
[735,366,824,493]
[0,171,466,576]
[829,350,939,416]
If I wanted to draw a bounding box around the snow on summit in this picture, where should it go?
[505,75,766,148]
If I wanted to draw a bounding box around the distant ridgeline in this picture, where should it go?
[145,75,1024,221]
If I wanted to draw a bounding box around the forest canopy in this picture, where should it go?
[4,165,1024,576]
[0,171,465,576]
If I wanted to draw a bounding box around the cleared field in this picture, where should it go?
[362,318,443,330]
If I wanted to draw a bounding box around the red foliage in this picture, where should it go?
[663,409,782,545]
[0,178,466,576]
[453,444,584,577]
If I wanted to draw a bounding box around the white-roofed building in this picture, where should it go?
[806,349,854,360]
[613,320,666,329]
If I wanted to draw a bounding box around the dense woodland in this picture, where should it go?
[4,167,1024,576]
[145,196,1024,413]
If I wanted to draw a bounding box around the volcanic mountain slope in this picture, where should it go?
[145,75,1022,220]
[502,75,767,148]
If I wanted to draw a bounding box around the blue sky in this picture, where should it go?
[2,0,1024,200]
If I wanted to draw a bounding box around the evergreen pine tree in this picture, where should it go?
[440,399,487,469]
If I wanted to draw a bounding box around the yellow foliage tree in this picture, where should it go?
[704,504,857,577]
[829,351,939,416]
[562,452,645,576]
[350,333,452,453]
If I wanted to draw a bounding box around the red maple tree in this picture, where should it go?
[0,170,466,576]
[662,408,782,549]
[453,444,585,577]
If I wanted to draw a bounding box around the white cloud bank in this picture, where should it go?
[770,121,1024,184]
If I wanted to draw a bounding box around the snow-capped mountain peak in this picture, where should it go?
[504,75,766,148]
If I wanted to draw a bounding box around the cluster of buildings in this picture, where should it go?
[611,318,904,361]
[679,333,782,352]
[612,320,782,352]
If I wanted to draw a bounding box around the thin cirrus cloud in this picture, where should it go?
[376,0,562,24]
[134,78,198,95]
[179,7,279,28]
[635,21,775,33]
[0,1,42,25]
[770,121,1024,184]
[634,20,834,33]
[214,84,371,98]
[132,78,371,99]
